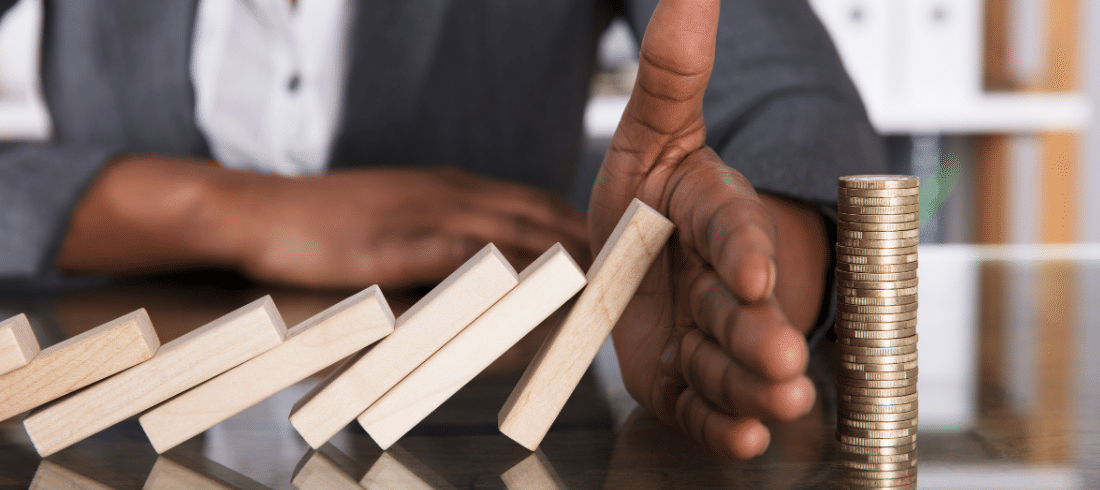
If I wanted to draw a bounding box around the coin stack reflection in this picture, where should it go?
[835,175,919,490]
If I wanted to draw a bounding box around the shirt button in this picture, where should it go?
[287,74,301,92]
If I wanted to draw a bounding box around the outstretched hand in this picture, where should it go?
[590,0,822,460]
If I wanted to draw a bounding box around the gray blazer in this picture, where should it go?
[0,0,885,280]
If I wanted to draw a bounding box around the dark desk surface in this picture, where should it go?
[1,246,1099,489]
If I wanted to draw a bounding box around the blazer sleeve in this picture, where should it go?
[618,0,888,204]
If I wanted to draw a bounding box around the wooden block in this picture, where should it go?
[30,460,115,490]
[361,444,457,490]
[500,450,567,490]
[498,198,673,450]
[0,314,38,376]
[289,244,518,449]
[24,296,286,457]
[140,287,394,453]
[358,244,585,449]
[144,451,268,490]
[0,310,158,422]
[291,445,363,490]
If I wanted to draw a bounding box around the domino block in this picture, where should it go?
[0,313,38,376]
[144,452,268,490]
[361,445,457,490]
[24,296,286,457]
[500,450,567,490]
[358,244,585,449]
[140,287,394,453]
[289,244,518,448]
[498,198,673,449]
[0,310,158,422]
[291,445,363,490]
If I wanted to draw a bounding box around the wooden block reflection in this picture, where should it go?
[292,444,362,490]
[144,451,266,490]
[30,457,142,490]
[500,449,566,490]
[360,444,455,490]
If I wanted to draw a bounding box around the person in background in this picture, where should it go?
[0,0,885,459]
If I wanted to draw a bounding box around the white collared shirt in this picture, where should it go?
[191,0,353,176]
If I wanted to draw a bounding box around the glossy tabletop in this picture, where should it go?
[1,244,1099,489]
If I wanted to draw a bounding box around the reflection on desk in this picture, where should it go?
[0,244,1098,488]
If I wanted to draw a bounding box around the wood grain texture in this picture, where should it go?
[291,446,362,490]
[289,244,518,449]
[0,310,158,422]
[361,444,457,490]
[0,314,38,376]
[358,244,585,449]
[498,198,673,450]
[29,460,114,490]
[140,287,395,453]
[144,452,268,490]
[500,449,567,490]
[24,296,286,457]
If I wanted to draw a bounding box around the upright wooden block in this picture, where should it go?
[289,244,518,449]
[498,199,673,449]
[500,450,567,490]
[24,296,287,457]
[361,445,457,490]
[0,310,158,422]
[140,287,395,453]
[358,244,585,449]
[0,314,39,376]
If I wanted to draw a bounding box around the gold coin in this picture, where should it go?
[836,254,918,265]
[838,448,917,462]
[837,286,919,297]
[837,204,922,215]
[837,425,919,439]
[837,440,918,455]
[835,319,918,331]
[837,368,918,381]
[838,279,919,291]
[838,228,920,240]
[837,303,919,315]
[837,311,918,323]
[836,261,919,273]
[836,270,918,282]
[837,245,919,256]
[835,328,918,342]
[837,401,919,414]
[839,392,919,406]
[839,386,918,400]
[838,212,919,224]
[839,220,921,231]
[838,416,919,430]
[838,466,920,479]
[837,237,921,249]
[836,343,918,357]
[838,376,919,389]
[840,476,918,489]
[838,186,921,198]
[836,433,918,447]
[837,458,918,472]
[838,335,918,348]
[839,294,917,306]
[839,353,919,366]
[839,175,920,189]
[840,354,919,369]
[838,195,920,207]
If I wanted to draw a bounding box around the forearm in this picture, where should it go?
[56,155,253,274]
[759,192,830,335]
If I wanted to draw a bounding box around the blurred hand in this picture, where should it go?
[59,160,588,290]
[589,0,822,460]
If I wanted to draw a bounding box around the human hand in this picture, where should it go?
[589,0,819,460]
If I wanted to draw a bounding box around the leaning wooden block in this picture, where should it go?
[358,244,585,449]
[361,444,457,490]
[24,296,286,457]
[498,198,674,450]
[289,244,518,449]
[0,310,158,422]
[140,287,394,453]
[0,314,39,376]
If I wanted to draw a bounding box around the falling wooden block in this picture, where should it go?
[358,244,585,449]
[0,310,158,422]
[0,314,39,376]
[291,445,363,490]
[290,244,518,449]
[500,450,567,490]
[140,287,394,453]
[361,444,457,490]
[24,296,286,457]
[498,198,673,450]
[144,451,268,490]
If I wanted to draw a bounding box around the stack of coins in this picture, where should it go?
[834,175,919,489]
